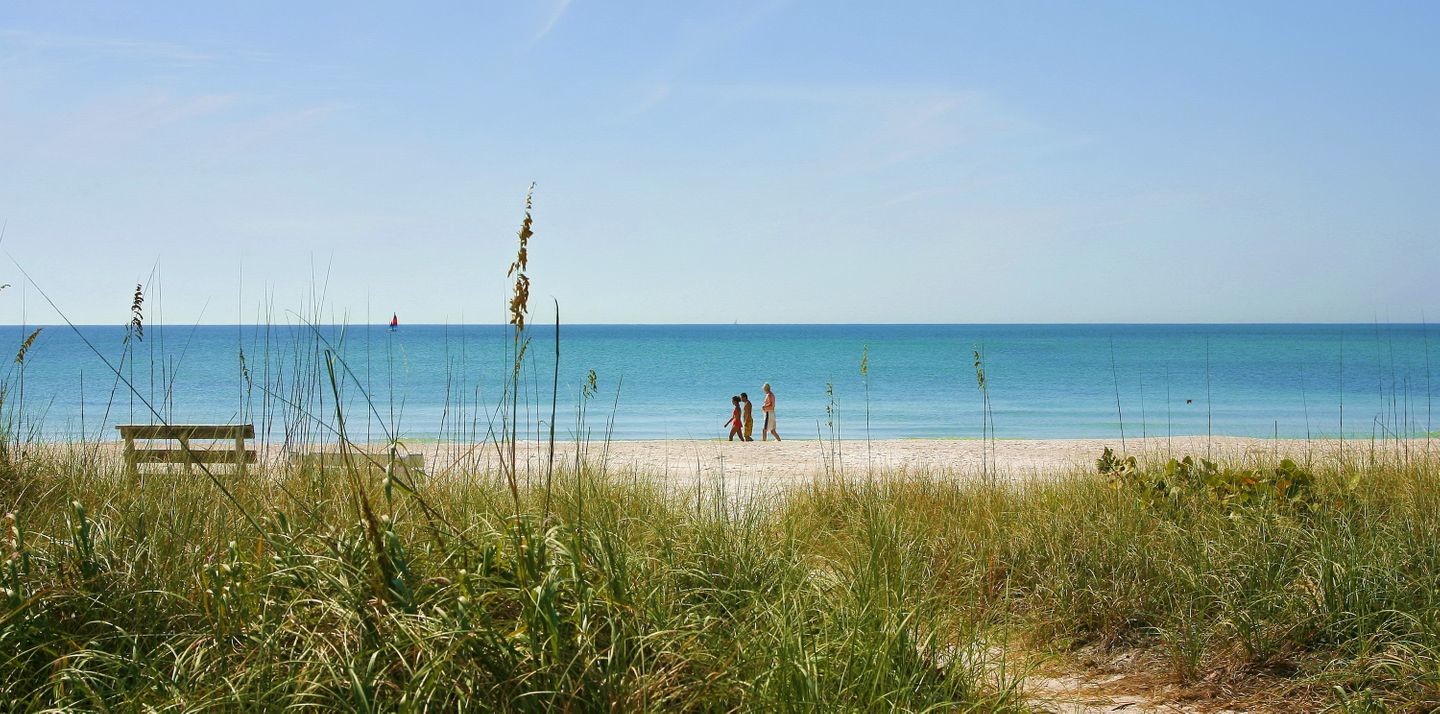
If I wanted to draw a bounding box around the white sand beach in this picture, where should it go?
[400,436,1426,493]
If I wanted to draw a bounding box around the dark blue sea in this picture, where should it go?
[1,324,1434,442]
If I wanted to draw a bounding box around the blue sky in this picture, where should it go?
[0,1,1436,324]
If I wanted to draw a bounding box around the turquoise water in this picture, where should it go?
[1,324,1435,442]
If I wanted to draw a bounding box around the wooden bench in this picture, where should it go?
[117,424,256,480]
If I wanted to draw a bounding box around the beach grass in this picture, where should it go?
[3,442,1440,710]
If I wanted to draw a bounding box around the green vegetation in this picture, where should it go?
[1,445,1439,710]
[0,451,1017,711]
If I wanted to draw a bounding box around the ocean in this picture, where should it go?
[0,323,1434,443]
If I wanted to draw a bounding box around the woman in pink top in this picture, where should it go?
[761,383,781,441]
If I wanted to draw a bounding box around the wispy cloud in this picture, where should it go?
[876,184,985,210]
[198,102,346,159]
[18,90,232,158]
[0,28,275,64]
[618,84,674,118]
[532,0,573,42]
[617,0,791,116]
[0,28,335,164]
[698,83,1043,173]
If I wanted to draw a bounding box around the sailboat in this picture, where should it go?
[389,313,398,332]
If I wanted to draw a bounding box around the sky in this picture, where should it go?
[0,1,1436,325]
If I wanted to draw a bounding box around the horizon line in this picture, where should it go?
[0,321,1434,328]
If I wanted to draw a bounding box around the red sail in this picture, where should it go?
[389,314,398,328]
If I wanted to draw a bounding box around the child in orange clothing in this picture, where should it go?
[724,395,744,441]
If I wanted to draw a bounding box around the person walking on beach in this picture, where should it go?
[740,392,755,441]
[761,383,781,441]
[724,395,744,441]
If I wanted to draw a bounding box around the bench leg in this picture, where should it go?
[179,437,194,475]
[236,436,247,477]
[124,439,138,482]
